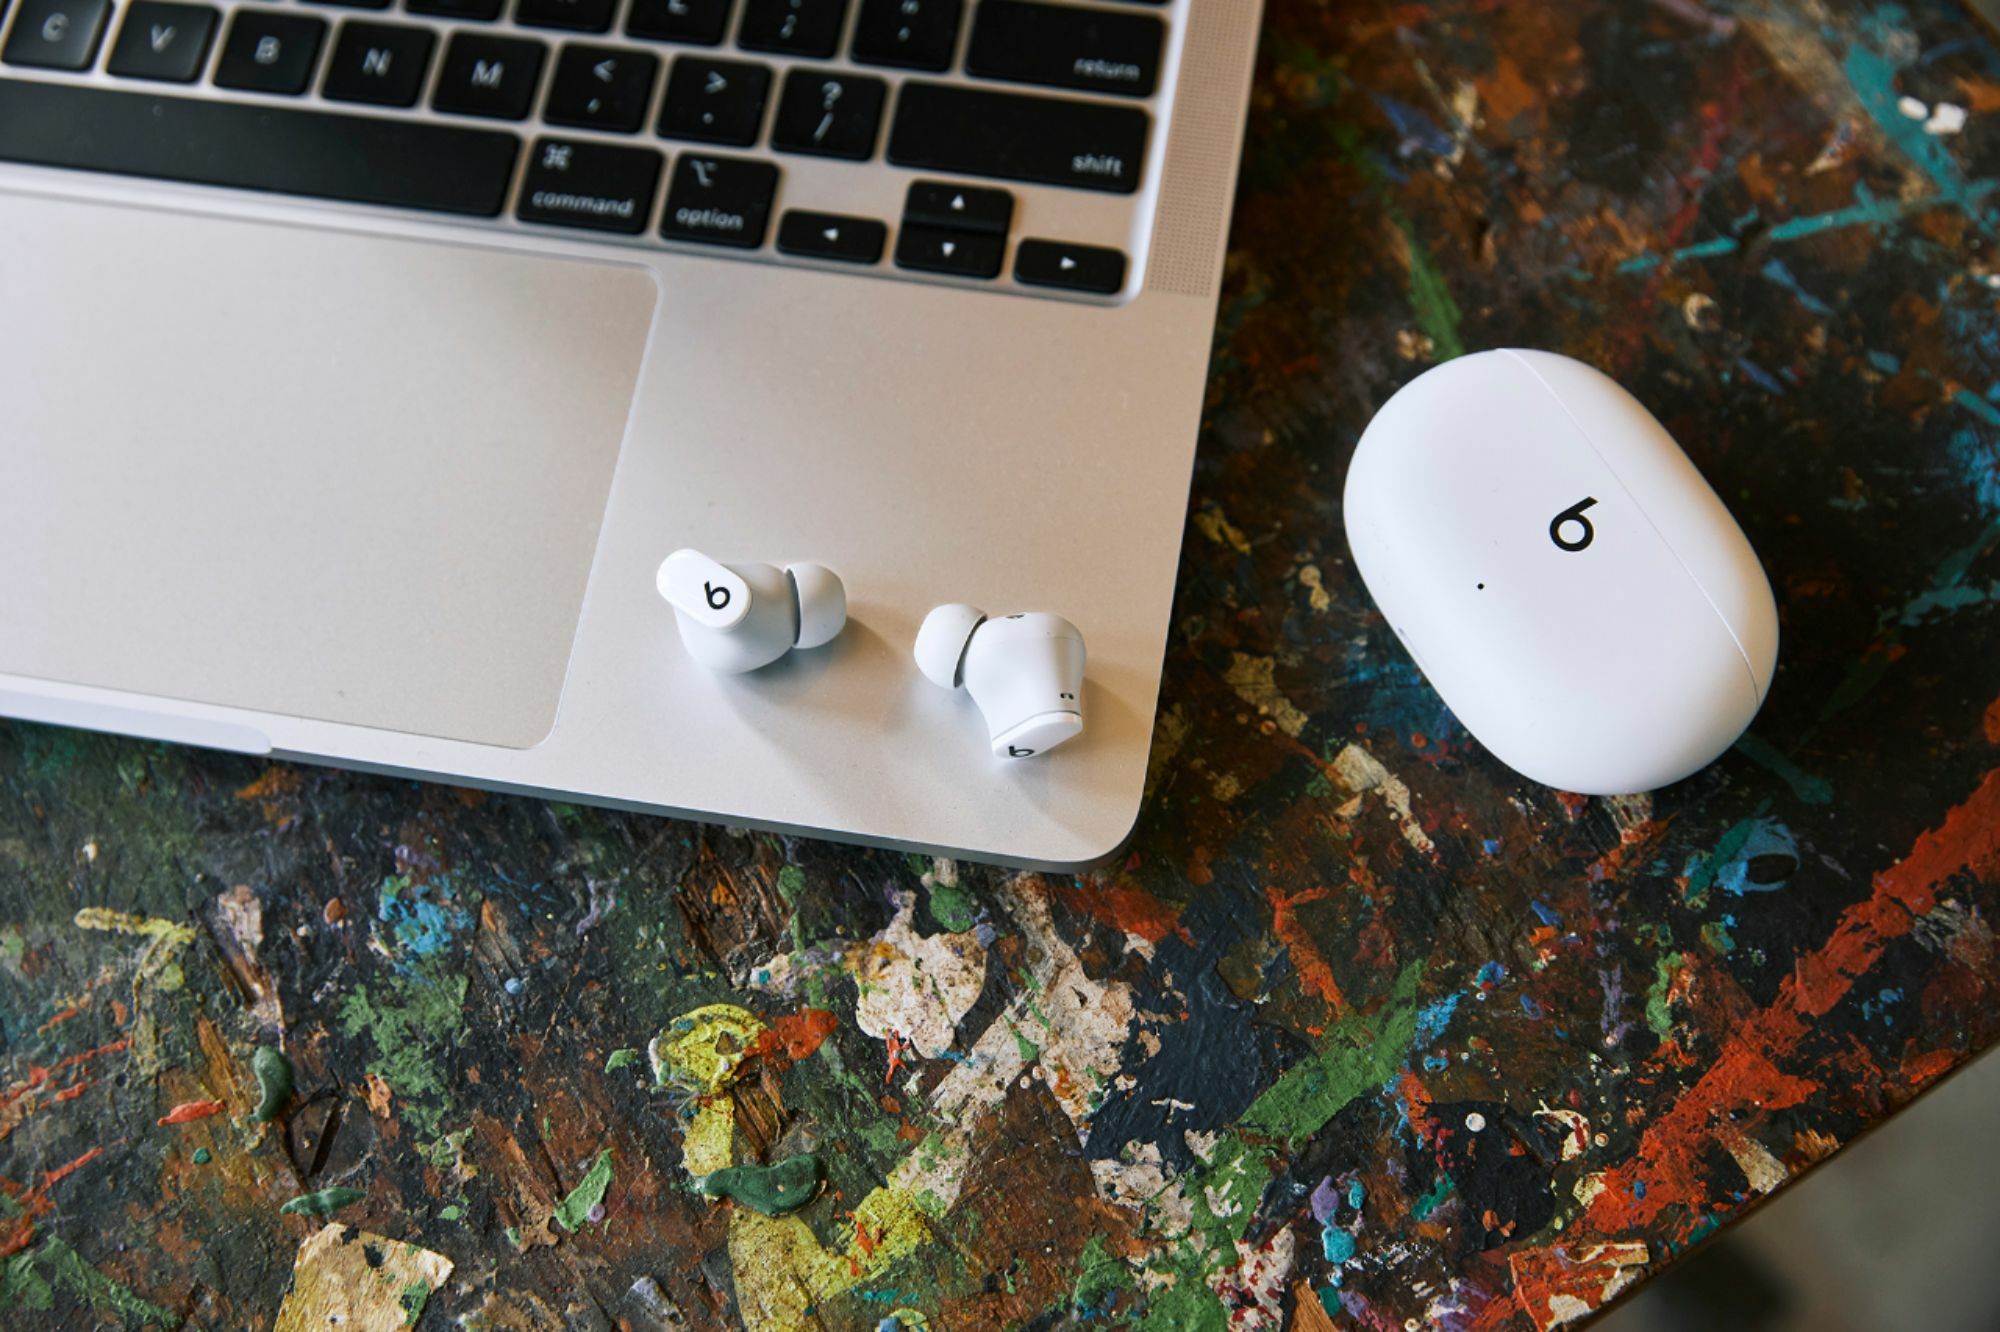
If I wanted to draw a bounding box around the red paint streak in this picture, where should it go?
[1984,693,2000,744]
[157,1099,225,1125]
[1269,886,1349,1014]
[36,1006,80,1033]
[1579,769,2000,1237]
[883,1031,909,1085]
[0,1215,34,1259]
[1,1039,129,1110]
[1060,879,1190,946]
[752,1000,840,1064]
[51,1080,92,1104]
[42,1146,109,1191]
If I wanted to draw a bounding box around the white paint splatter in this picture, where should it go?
[1898,95,1929,121]
[850,892,987,1060]
[1089,1141,1195,1239]
[1925,103,1969,136]
[1332,744,1438,857]
[1464,1112,1487,1132]
[1206,1227,1296,1331]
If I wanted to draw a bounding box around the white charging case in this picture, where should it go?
[1342,349,1778,795]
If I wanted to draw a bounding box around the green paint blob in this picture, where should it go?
[252,1044,294,1122]
[7,1238,176,1325]
[1071,1232,1131,1310]
[928,881,976,933]
[336,969,470,1139]
[400,1277,431,1326]
[698,1154,822,1216]
[439,1204,464,1222]
[554,1149,615,1231]
[192,1147,212,1165]
[604,1048,640,1073]
[775,865,807,902]
[1645,952,1686,1038]
[279,1186,369,1216]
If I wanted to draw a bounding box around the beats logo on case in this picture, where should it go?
[1342,349,1778,795]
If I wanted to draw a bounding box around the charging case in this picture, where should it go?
[1342,349,1778,795]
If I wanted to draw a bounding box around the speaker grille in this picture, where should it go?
[1145,0,1263,298]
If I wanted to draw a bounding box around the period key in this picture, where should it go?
[517,137,662,234]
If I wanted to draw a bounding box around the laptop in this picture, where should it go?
[0,0,1264,870]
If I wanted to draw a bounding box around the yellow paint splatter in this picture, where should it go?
[1224,654,1310,737]
[273,1224,452,1332]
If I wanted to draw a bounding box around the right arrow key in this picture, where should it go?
[1014,238,1127,295]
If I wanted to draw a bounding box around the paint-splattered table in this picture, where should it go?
[6,0,2000,1328]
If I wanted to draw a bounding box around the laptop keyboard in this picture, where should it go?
[0,0,1164,297]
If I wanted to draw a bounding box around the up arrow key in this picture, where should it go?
[1059,255,1077,270]
[822,226,840,242]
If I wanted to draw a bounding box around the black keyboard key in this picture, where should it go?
[105,1,216,83]
[516,0,613,33]
[888,82,1147,193]
[0,79,519,214]
[903,179,1009,233]
[407,0,502,20]
[545,44,657,131]
[966,0,1162,98]
[770,69,884,160]
[433,33,545,120]
[302,0,393,9]
[518,136,662,234]
[894,224,1001,278]
[738,0,845,58]
[850,0,958,72]
[213,11,325,94]
[660,153,775,247]
[322,22,433,106]
[657,55,768,146]
[776,209,883,263]
[1015,238,1125,293]
[3,0,111,69]
[627,0,729,45]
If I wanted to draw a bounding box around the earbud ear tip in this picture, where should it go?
[786,564,847,650]
[914,604,986,688]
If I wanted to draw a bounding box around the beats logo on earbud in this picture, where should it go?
[657,548,847,673]
[914,605,1086,758]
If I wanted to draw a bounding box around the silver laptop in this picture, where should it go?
[0,0,1263,869]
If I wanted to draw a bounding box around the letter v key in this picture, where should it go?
[150,24,177,52]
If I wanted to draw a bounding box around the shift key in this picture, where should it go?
[517,138,663,234]
[888,82,1148,194]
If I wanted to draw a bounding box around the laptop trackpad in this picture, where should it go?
[0,194,658,749]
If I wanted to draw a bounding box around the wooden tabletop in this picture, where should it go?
[6,1,2000,1328]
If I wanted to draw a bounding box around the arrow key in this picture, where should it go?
[1014,237,1126,294]
[777,210,887,264]
[903,179,1012,235]
[545,42,659,132]
[895,224,1004,279]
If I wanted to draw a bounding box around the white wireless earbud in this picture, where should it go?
[915,605,1086,758]
[657,549,847,673]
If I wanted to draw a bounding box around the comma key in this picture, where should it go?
[660,154,777,248]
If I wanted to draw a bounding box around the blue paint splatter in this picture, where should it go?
[1415,992,1461,1044]
[1483,838,1504,858]
[1476,961,1506,988]
[1322,1227,1356,1264]
[1868,350,1903,374]
[1845,9,1993,232]
[1521,995,1545,1020]
[1736,358,1787,395]
[1761,259,1833,316]
[1529,900,1562,927]
[377,873,471,958]
[1860,987,1904,1026]
[1348,1180,1365,1210]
